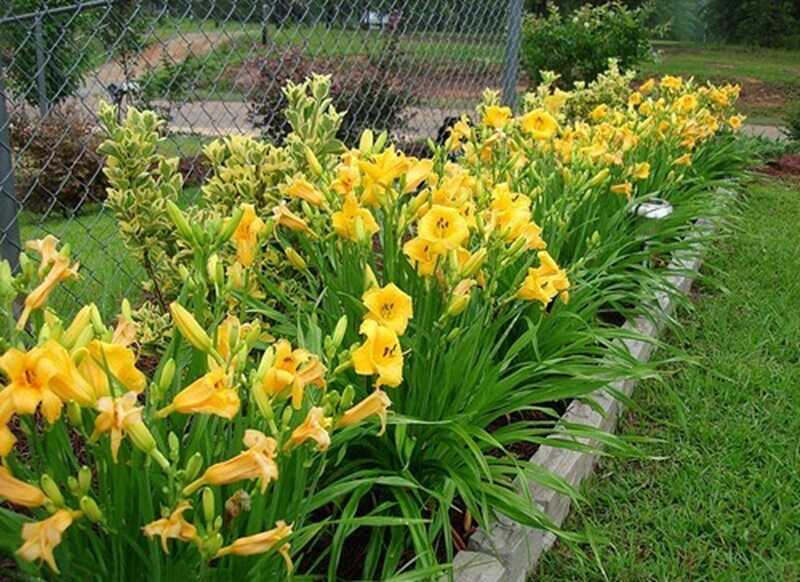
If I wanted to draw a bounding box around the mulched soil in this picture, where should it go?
[755,154,800,179]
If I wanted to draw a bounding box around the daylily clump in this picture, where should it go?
[0,69,743,579]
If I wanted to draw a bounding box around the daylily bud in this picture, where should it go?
[284,248,307,270]
[219,206,245,243]
[67,477,80,497]
[374,131,388,151]
[170,302,213,353]
[340,385,355,409]
[305,146,323,176]
[363,264,378,290]
[202,487,215,525]
[207,254,221,285]
[159,359,176,392]
[281,406,293,427]
[40,475,65,507]
[256,346,275,379]
[89,304,105,334]
[332,316,347,350]
[166,201,195,242]
[588,168,610,188]
[168,432,180,462]
[121,298,132,320]
[78,466,92,496]
[359,129,374,153]
[66,401,82,427]
[184,452,203,482]
[461,248,487,278]
[178,265,190,282]
[0,260,14,299]
[80,496,104,523]
[251,383,273,420]
[71,326,94,352]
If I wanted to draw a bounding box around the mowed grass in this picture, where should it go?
[536,178,800,581]
[642,42,800,124]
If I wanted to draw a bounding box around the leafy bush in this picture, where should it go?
[247,49,413,145]
[704,0,800,48]
[0,73,746,580]
[9,104,106,214]
[784,100,800,142]
[521,2,657,87]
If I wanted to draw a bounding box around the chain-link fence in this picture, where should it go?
[0,0,524,316]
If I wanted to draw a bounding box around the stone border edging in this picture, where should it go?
[452,219,711,582]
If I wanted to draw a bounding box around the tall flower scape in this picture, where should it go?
[0,69,745,579]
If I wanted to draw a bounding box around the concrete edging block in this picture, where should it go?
[455,220,712,582]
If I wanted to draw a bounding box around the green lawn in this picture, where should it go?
[643,42,800,125]
[536,178,800,580]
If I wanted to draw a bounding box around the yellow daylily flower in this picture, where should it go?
[17,255,79,330]
[661,75,683,91]
[610,182,634,199]
[78,340,146,399]
[337,389,392,435]
[16,509,79,574]
[0,466,47,508]
[282,176,324,207]
[417,205,469,254]
[272,202,315,237]
[156,367,240,420]
[404,158,434,193]
[25,235,60,276]
[352,320,403,388]
[287,406,332,452]
[215,520,293,573]
[445,116,472,152]
[543,90,569,114]
[628,91,643,107]
[111,309,137,347]
[639,78,656,94]
[673,153,693,166]
[0,342,94,423]
[331,163,360,196]
[589,104,608,122]
[402,237,439,276]
[358,147,410,207]
[516,251,570,306]
[331,194,379,242]
[674,94,699,114]
[260,340,326,409]
[184,430,279,495]
[728,115,745,130]
[90,391,158,462]
[631,162,651,181]
[232,204,265,267]
[520,109,559,141]
[482,105,512,129]
[142,502,198,553]
[362,283,413,335]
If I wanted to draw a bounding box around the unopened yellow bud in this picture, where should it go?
[66,401,83,426]
[461,248,487,278]
[184,452,204,482]
[364,264,378,290]
[251,383,273,420]
[305,146,323,176]
[219,206,245,243]
[332,315,348,349]
[284,248,307,270]
[170,302,213,353]
[78,466,92,495]
[588,168,610,188]
[359,129,374,153]
[159,359,176,392]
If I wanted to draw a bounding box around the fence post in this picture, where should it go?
[34,12,49,115]
[501,0,524,110]
[0,72,21,272]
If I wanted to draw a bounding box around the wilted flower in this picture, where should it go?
[337,389,392,435]
[232,203,265,267]
[287,406,332,451]
[142,502,198,553]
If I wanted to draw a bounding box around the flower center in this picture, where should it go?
[435,217,450,235]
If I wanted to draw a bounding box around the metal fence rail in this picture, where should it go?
[0,0,523,316]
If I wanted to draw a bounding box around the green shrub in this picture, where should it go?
[784,100,800,142]
[247,49,413,146]
[521,2,657,87]
[9,103,106,214]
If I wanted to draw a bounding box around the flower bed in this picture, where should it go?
[0,67,746,580]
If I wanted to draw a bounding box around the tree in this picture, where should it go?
[704,0,800,47]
